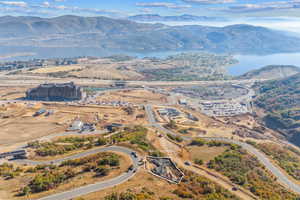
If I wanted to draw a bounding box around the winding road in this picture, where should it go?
[145,104,300,195]
[12,146,139,200]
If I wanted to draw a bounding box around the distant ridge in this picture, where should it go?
[0,15,300,55]
[128,14,226,22]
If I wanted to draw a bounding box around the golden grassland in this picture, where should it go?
[30,65,84,74]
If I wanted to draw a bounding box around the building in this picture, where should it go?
[105,123,123,132]
[114,81,127,88]
[68,120,84,131]
[26,82,84,101]
[178,99,187,105]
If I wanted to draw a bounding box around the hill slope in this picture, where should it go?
[240,65,300,80]
[255,73,300,145]
[1,15,300,54]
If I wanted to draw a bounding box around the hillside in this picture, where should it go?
[10,52,236,81]
[254,73,300,145]
[1,15,300,55]
[239,65,300,80]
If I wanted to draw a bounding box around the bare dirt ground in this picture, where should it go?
[0,103,67,147]
[96,89,168,105]
[0,102,147,151]
[156,105,236,138]
[0,86,29,100]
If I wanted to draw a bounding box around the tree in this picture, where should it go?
[194,159,204,165]
[21,186,31,196]
[97,137,107,146]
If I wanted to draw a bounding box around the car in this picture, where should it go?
[127,165,134,172]
[184,161,191,166]
[131,152,138,158]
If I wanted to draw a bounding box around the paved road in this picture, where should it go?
[0,75,265,87]
[203,137,300,194]
[145,104,300,194]
[12,146,139,200]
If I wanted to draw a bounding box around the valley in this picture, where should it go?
[0,13,300,200]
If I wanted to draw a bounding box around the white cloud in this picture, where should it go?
[136,2,191,9]
[0,1,27,7]
[42,1,50,8]
[224,1,300,12]
[182,0,235,4]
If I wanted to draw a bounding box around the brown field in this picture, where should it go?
[79,170,180,200]
[96,89,168,105]
[155,106,235,138]
[29,65,84,74]
[0,86,29,100]
[0,103,67,147]
[0,102,147,150]
[188,145,228,163]
[0,152,131,200]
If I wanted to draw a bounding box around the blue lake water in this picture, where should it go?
[1,46,300,77]
[229,53,300,76]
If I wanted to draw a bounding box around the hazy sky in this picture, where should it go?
[1,0,300,18]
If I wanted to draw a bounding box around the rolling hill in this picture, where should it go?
[0,15,300,55]
[255,73,300,146]
[239,65,300,80]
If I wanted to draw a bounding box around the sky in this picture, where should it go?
[1,0,300,18]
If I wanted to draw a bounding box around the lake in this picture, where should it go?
[1,46,300,77]
[229,52,300,76]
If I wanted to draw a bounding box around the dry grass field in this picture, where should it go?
[188,146,228,163]
[0,86,29,100]
[29,65,84,74]
[0,102,147,150]
[79,170,180,200]
[96,89,168,105]
[0,103,71,147]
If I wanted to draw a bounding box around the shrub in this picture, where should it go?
[191,138,206,146]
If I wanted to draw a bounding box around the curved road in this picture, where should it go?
[13,146,139,200]
[145,104,300,194]
[203,137,300,194]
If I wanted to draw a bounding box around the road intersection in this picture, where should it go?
[145,104,300,195]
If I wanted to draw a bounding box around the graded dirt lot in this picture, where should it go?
[155,106,236,138]
[0,86,29,100]
[96,89,168,105]
[0,103,67,147]
[0,102,147,149]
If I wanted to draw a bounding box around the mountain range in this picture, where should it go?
[0,15,300,56]
[127,14,226,22]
